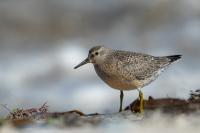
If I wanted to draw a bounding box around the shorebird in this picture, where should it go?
[74,46,181,113]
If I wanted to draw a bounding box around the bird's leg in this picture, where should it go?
[119,90,124,112]
[137,88,144,113]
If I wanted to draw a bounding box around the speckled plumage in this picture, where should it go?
[94,50,181,90]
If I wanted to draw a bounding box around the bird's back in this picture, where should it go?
[94,50,181,90]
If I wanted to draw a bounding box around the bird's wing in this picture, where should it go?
[110,51,169,80]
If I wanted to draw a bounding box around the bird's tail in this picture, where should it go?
[166,55,182,63]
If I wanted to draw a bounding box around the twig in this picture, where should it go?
[0,104,12,114]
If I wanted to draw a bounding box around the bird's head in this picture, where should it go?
[74,46,110,69]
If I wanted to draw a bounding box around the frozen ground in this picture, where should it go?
[1,111,200,133]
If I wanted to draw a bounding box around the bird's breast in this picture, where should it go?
[94,64,142,90]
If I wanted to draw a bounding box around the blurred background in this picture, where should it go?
[0,0,200,117]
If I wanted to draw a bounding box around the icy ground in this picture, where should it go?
[1,111,200,133]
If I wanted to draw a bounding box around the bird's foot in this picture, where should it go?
[119,107,123,112]
[139,90,144,114]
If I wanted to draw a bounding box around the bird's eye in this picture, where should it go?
[95,52,99,55]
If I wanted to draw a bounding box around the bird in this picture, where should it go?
[74,46,182,113]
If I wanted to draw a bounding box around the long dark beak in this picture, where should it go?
[74,58,90,69]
